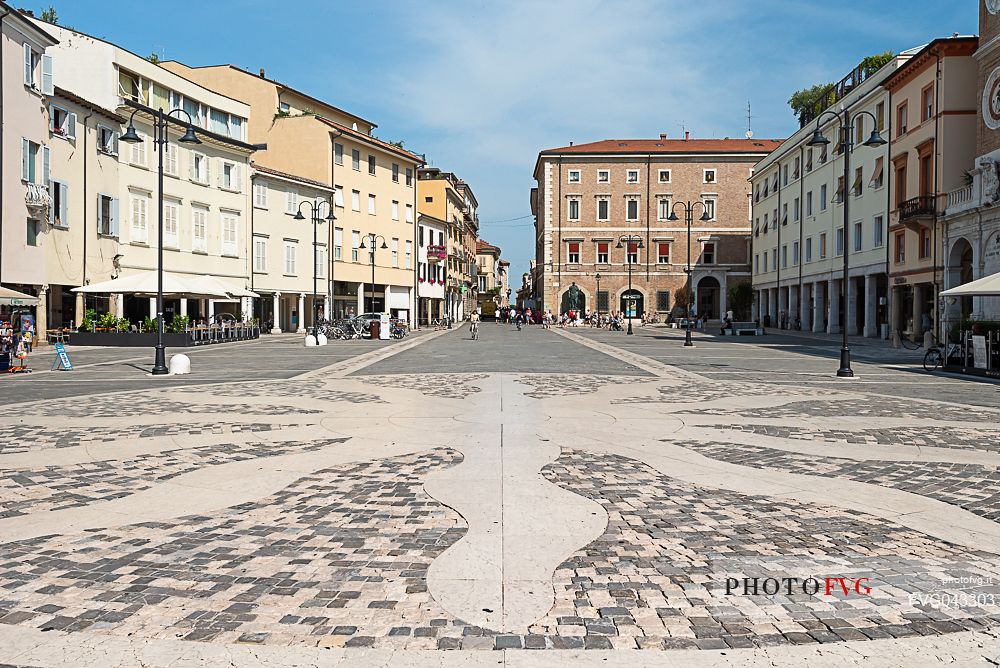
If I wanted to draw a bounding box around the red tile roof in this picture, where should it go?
[540,138,783,155]
[477,239,501,254]
[251,162,333,191]
[314,116,425,164]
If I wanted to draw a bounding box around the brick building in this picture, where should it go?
[531,136,779,319]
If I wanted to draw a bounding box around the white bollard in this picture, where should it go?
[316,332,328,346]
[304,334,318,347]
[169,354,191,375]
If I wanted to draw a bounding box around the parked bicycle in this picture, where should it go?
[923,339,960,372]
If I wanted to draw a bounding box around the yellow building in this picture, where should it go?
[161,63,424,323]
[417,168,473,321]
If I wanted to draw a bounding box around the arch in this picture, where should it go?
[560,284,588,315]
[695,275,722,319]
[947,237,975,321]
[619,288,644,318]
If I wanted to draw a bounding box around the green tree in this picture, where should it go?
[788,51,895,126]
[860,50,894,77]
[40,5,57,24]
[147,53,160,65]
[727,281,754,321]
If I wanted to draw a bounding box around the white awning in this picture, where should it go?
[0,286,39,306]
[941,273,1000,296]
[187,275,260,299]
[71,271,229,298]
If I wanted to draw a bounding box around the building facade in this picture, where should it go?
[475,239,502,316]
[884,37,978,341]
[533,137,778,319]
[161,63,423,325]
[752,52,915,337]
[417,168,475,322]
[942,2,1000,326]
[415,213,446,325]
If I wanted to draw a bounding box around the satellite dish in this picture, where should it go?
[745,130,753,139]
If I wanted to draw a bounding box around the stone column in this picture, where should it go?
[912,283,924,335]
[207,300,215,320]
[863,275,877,338]
[789,285,799,329]
[271,293,282,334]
[36,286,48,343]
[149,297,157,319]
[179,298,188,317]
[800,283,810,331]
[297,293,306,333]
[356,284,364,316]
[114,294,124,319]
[813,282,825,333]
[845,277,858,336]
[827,279,840,334]
[75,292,85,328]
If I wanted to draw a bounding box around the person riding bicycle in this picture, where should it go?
[470,310,481,339]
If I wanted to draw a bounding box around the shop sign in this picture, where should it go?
[973,335,988,370]
[51,342,73,371]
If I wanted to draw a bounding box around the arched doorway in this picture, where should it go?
[696,276,721,319]
[620,289,643,318]
[560,284,587,315]
[947,238,975,321]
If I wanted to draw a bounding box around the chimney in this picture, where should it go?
[259,68,266,78]
[569,141,574,146]
[659,133,667,140]
[684,131,690,141]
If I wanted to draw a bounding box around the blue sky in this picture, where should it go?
[46,0,977,281]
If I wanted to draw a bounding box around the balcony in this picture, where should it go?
[898,195,936,228]
[25,182,49,210]
[426,245,446,263]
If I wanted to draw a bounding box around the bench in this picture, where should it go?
[723,321,762,336]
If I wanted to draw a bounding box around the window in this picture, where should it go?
[286,189,299,215]
[209,109,228,134]
[919,227,931,258]
[657,242,670,264]
[405,240,412,269]
[657,198,671,221]
[222,213,238,256]
[597,198,610,221]
[97,126,118,155]
[391,200,399,220]
[405,203,414,222]
[782,203,788,225]
[129,131,147,167]
[853,166,863,197]
[334,227,343,260]
[130,194,148,243]
[626,169,639,183]
[597,242,609,264]
[876,101,885,131]
[568,170,581,183]
[24,44,51,94]
[26,219,38,246]
[253,182,268,208]
[702,242,715,264]
[922,85,934,122]
[284,242,297,275]
[626,242,639,264]
[163,200,179,248]
[763,253,768,272]
[626,198,639,221]
[418,226,424,247]
[351,190,360,212]
[820,184,828,211]
[792,240,800,265]
[368,193,376,215]
[567,242,580,264]
[871,157,885,190]
[352,149,360,170]
[763,213,769,233]
[391,238,398,267]
[192,206,207,252]
[405,167,413,186]
[334,185,345,208]
[49,105,76,140]
[279,101,290,115]
[819,232,827,259]
[221,162,241,191]
[98,194,118,236]
[703,198,716,220]
[806,191,813,217]
[658,169,671,183]
[253,237,267,272]
[771,249,776,270]
[895,161,907,207]
[805,237,813,262]
[793,197,800,222]
[351,231,360,262]
[895,232,906,263]
[704,169,717,184]
[835,176,845,203]
[568,199,580,221]
[806,148,813,172]
[873,215,884,248]
[182,97,202,127]
[597,170,609,183]
[781,245,788,268]
[819,144,828,164]
[836,228,844,256]
[782,165,788,186]
[754,254,759,273]
[897,102,908,136]
[479,275,487,292]
[655,291,670,311]
[855,116,864,146]
[392,163,399,182]
[315,244,327,278]
[191,152,208,184]
[368,155,376,175]
[793,157,800,180]
[335,143,344,166]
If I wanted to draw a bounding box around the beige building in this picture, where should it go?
[32,19,257,327]
[456,181,480,317]
[44,87,123,328]
[883,37,978,340]
[0,6,57,330]
[475,239,503,316]
[533,137,778,319]
[417,168,476,322]
[161,63,424,324]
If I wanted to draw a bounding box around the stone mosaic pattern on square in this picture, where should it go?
[715,424,1000,453]
[677,397,1000,422]
[515,374,655,399]
[358,373,488,400]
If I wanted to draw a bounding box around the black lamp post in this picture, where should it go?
[615,234,644,335]
[595,272,602,319]
[358,233,388,313]
[293,199,336,340]
[668,201,712,347]
[120,106,201,375]
[806,107,886,377]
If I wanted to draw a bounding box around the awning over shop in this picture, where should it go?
[0,286,39,306]
[186,275,260,300]
[941,273,1000,297]
[72,271,229,298]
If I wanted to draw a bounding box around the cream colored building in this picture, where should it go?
[417,168,471,322]
[44,87,123,328]
[32,19,256,327]
[752,50,917,337]
[250,164,335,333]
[415,213,447,325]
[160,63,423,324]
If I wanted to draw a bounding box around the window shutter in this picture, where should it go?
[21,138,29,181]
[235,164,242,192]
[48,183,55,225]
[111,198,119,237]
[23,44,32,86]
[41,54,54,95]
[66,112,77,140]
[112,131,119,157]
[43,146,50,188]
[60,183,69,226]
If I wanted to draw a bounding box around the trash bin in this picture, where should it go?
[369,321,380,339]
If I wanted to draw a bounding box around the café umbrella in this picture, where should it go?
[71,270,229,298]
[0,286,40,306]
[940,272,1000,297]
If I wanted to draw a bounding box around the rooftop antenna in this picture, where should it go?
[745,101,754,139]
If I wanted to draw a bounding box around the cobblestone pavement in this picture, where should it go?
[2,325,1000,666]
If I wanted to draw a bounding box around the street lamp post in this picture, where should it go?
[615,235,644,335]
[806,107,886,377]
[293,199,336,340]
[668,201,712,347]
[358,233,388,313]
[595,272,602,320]
[120,106,202,375]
